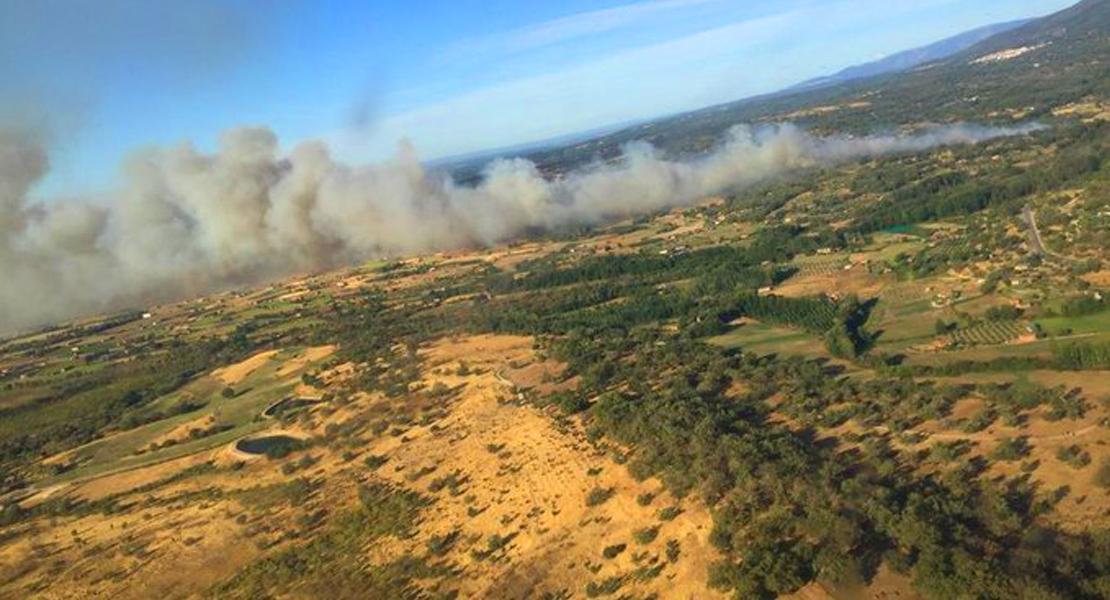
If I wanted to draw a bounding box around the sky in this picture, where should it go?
[0,0,1078,199]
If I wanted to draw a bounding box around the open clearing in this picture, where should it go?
[0,335,730,600]
[364,335,728,600]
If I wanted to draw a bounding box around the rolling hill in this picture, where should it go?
[3,2,1110,600]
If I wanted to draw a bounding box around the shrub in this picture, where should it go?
[935,319,953,336]
[1095,459,1110,490]
[657,506,682,521]
[985,305,1023,321]
[585,576,624,598]
[992,437,1030,462]
[962,409,995,433]
[601,543,626,559]
[633,526,659,545]
[632,563,665,581]
[1055,445,1091,468]
[428,470,467,495]
[930,442,963,466]
[1060,294,1107,317]
[665,539,681,563]
[471,532,516,561]
[1045,394,1089,421]
[364,454,389,469]
[551,391,590,414]
[426,531,460,557]
[585,487,614,507]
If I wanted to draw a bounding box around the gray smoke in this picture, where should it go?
[0,122,1041,333]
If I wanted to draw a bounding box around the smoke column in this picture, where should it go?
[0,122,1041,333]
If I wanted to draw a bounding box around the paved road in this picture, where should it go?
[1022,205,1050,256]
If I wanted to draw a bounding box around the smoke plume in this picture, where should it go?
[0,122,1040,333]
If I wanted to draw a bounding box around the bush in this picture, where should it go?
[985,305,1023,321]
[992,437,1030,462]
[428,470,467,495]
[585,576,624,597]
[935,319,953,336]
[962,409,996,433]
[1055,341,1110,370]
[551,391,590,414]
[470,532,516,561]
[633,526,659,545]
[364,454,389,469]
[1055,445,1091,469]
[1045,394,1088,421]
[665,539,681,563]
[657,506,682,521]
[1095,459,1110,490]
[1060,294,1107,317]
[426,531,459,557]
[601,543,626,559]
[585,487,614,507]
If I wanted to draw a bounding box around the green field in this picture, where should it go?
[1036,310,1110,336]
[709,321,826,358]
[45,347,317,485]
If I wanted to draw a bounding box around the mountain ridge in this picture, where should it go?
[788,18,1032,92]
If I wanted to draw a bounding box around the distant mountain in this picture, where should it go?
[467,0,1110,179]
[430,118,644,180]
[953,0,1110,57]
[789,19,1032,92]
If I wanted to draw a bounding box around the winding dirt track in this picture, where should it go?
[868,418,1103,447]
[923,423,1101,443]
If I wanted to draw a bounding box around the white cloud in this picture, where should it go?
[333,10,801,162]
[445,0,727,58]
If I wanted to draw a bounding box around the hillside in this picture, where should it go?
[3,2,1110,600]
[517,0,1110,175]
[3,109,1109,598]
[789,18,1032,92]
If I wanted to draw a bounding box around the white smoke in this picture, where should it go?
[0,122,1041,333]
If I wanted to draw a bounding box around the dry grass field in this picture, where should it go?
[0,331,729,600]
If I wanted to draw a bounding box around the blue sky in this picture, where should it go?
[0,0,1077,198]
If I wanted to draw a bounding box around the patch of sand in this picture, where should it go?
[275,345,336,378]
[358,335,730,600]
[147,415,217,449]
[211,349,279,385]
[775,265,886,300]
[69,451,216,501]
[1082,270,1110,288]
[276,289,309,302]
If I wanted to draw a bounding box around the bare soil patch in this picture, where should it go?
[211,349,279,385]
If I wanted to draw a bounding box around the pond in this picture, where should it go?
[234,434,307,459]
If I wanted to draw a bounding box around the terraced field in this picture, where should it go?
[949,321,1029,346]
[791,257,850,277]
